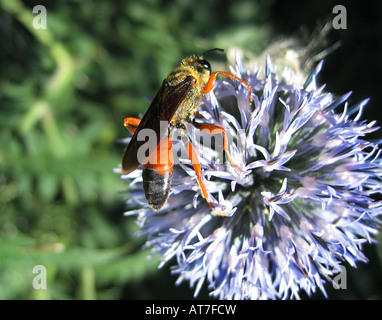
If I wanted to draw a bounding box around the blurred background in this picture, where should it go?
[0,0,381,299]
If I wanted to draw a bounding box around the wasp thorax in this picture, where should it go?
[165,55,212,125]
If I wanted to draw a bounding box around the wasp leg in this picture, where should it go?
[123,117,141,134]
[193,122,242,172]
[203,71,253,104]
[184,140,228,216]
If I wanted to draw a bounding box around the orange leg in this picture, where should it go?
[203,71,253,104]
[184,141,227,216]
[193,122,242,172]
[124,117,141,134]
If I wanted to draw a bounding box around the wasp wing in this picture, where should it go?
[122,75,196,175]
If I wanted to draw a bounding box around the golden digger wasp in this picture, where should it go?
[122,48,252,215]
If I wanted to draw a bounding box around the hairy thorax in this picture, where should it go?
[165,58,211,126]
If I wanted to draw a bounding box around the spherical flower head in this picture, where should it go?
[120,52,382,299]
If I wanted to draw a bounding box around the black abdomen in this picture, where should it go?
[142,167,173,211]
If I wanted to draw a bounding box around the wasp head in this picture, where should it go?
[179,55,212,87]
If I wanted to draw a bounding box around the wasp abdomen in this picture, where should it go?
[142,167,173,211]
[142,137,174,211]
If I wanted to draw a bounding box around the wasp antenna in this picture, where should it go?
[201,48,224,56]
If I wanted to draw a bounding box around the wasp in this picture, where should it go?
[122,48,252,215]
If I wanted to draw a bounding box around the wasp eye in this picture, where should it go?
[198,59,211,73]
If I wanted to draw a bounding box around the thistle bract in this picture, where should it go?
[120,53,382,299]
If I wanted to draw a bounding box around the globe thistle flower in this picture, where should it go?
[119,51,382,300]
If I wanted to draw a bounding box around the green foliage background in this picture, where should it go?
[0,0,381,299]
